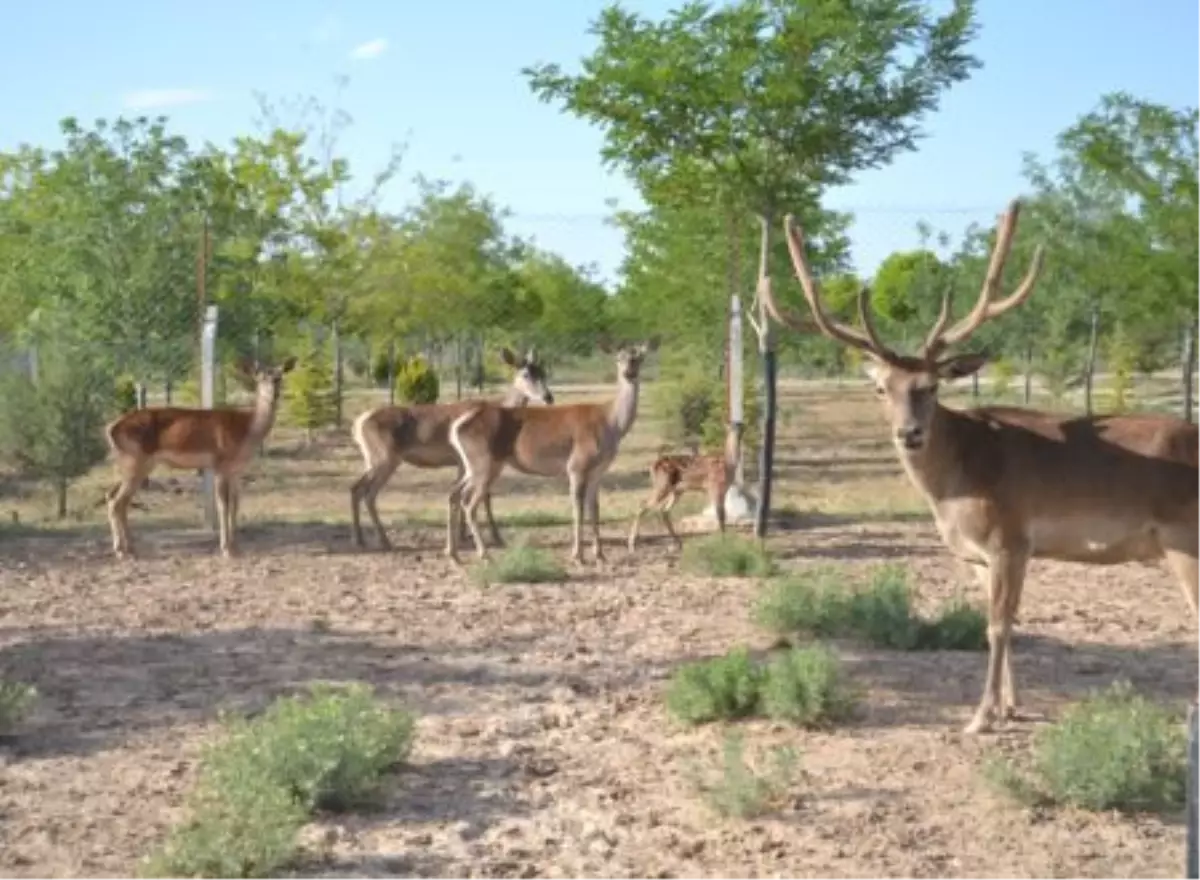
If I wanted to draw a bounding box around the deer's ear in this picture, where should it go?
[500,347,518,367]
[936,352,988,380]
[279,356,298,374]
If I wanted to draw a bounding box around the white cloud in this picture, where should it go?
[349,38,388,61]
[121,88,214,111]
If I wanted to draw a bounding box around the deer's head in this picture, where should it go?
[237,356,297,403]
[501,347,555,404]
[760,201,1045,453]
[600,337,660,383]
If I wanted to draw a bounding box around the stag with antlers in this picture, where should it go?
[104,356,297,559]
[447,339,659,565]
[349,347,555,553]
[760,199,1198,735]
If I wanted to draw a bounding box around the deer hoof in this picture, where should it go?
[962,710,996,735]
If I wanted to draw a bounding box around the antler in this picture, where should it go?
[762,214,903,364]
[923,199,1046,358]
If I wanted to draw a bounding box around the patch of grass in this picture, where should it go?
[760,645,857,727]
[0,680,37,734]
[666,645,855,729]
[473,542,568,586]
[144,684,415,878]
[680,533,776,578]
[754,564,987,651]
[984,682,1187,814]
[666,648,766,725]
[688,729,799,819]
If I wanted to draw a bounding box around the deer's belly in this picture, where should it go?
[1028,517,1160,564]
[403,445,458,468]
[156,450,218,470]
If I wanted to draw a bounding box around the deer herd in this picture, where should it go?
[99,198,1198,735]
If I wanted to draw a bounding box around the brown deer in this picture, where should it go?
[627,425,743,551]
[760,199,1198,735]
[349,348,555,553]
[104,357,297,559]
[447,339,659,564]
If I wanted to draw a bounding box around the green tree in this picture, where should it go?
[526,0,980,532]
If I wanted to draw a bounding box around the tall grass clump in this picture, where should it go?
[473,541,568,586]
[687,729,799,819]
[0,680,37,734]
[681,533,777,578]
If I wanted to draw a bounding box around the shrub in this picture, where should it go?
[754,565,986,651]
[114,374,139,413]
[651,368,761,461]
[370,347,395,387]
[473,543,568,586]
[984,682,1187,814]
[0,353,112,518]
[666,648,766,725]
[688,729,799,819]
[990,357,1016,398]
[681,534,776,578]
[760,645,856,726]
[395,355,439,404]
[1105,330,1138,413]
[0,680,37,734]
[285,339,337,440]
[144,684,415,878]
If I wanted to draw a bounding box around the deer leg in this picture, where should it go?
[445,471,472,561]
[354,457,399,550]
[461,465,498,562]
[965,550,1027,734]
[107,464,148,559]
[484,492,505,548]
[567,469,587,564]
[1163,541,1199,618]
[711,480,727,534]
[585,479,604,565]
[214,474,235,558]
[660,492,683,550]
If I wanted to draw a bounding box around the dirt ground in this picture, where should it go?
[0,380,1195,878]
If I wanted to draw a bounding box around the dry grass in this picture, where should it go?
[0,375,1195,878]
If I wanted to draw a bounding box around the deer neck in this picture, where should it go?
[892,404,962,503]
[606,374,640,437]
[247,386,281,444]
[497,385,530,408]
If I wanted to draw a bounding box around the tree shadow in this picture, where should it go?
[0,624,651,761]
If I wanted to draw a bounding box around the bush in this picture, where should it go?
[760,645,856,726]
[473,543,568,586]
[370,347,395,387]
[651,368,761,461]
[284,339,337,439]
[0,680,37,734]
[666,648,766,725]
[395,355,439,404]
[989,357,1016,398]
[984,682,1187,814]
[666,645,856,729]
[144,684,415,878]
[754,565,987,651]
[0,352,112,518]
[681,534,776,578]
[114,374,139,413]
[688,729,799,819]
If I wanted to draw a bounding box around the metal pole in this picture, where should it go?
[729,294,745,487]
[200,306,219,531]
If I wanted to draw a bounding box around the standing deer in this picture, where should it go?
[627,424,743,551]
[349,348,555,553]
[760,199,1198,735]
[104,357,297,559]
[447,339,659,564]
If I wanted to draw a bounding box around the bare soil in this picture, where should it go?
[0,381,1194,878]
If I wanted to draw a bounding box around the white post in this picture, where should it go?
[200,305,219,530]
[729,294,745,486]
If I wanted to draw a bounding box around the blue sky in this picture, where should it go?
[2,0,1196,284]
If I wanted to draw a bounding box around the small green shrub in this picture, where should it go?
[989,357,1016,398]
[688,729,799,819]
[760,645,856,726]
[681,534,776,578]
[985,682,1187,814]
[0,680,37,734]
[284,339,336,439]
[666,648,766,725]
[395,355,439,404]
[371,347,399,387]
[114,374,139,413]
[754,565,987,652]
[144,684,415,878]
[473,543,568,586]
[651,368,761,461]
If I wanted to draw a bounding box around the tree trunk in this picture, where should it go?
[1023,344,1033,404]
[55,478,68,519]
[476,331,486,393]
[753,210,776,540]
[455,332,464,401]
[387,340,397,406]
[1083,305,1100,415]
[1182,323,1197,424]
[165,377,173,406]
[332,320,343,428]
[971,373,979,399]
